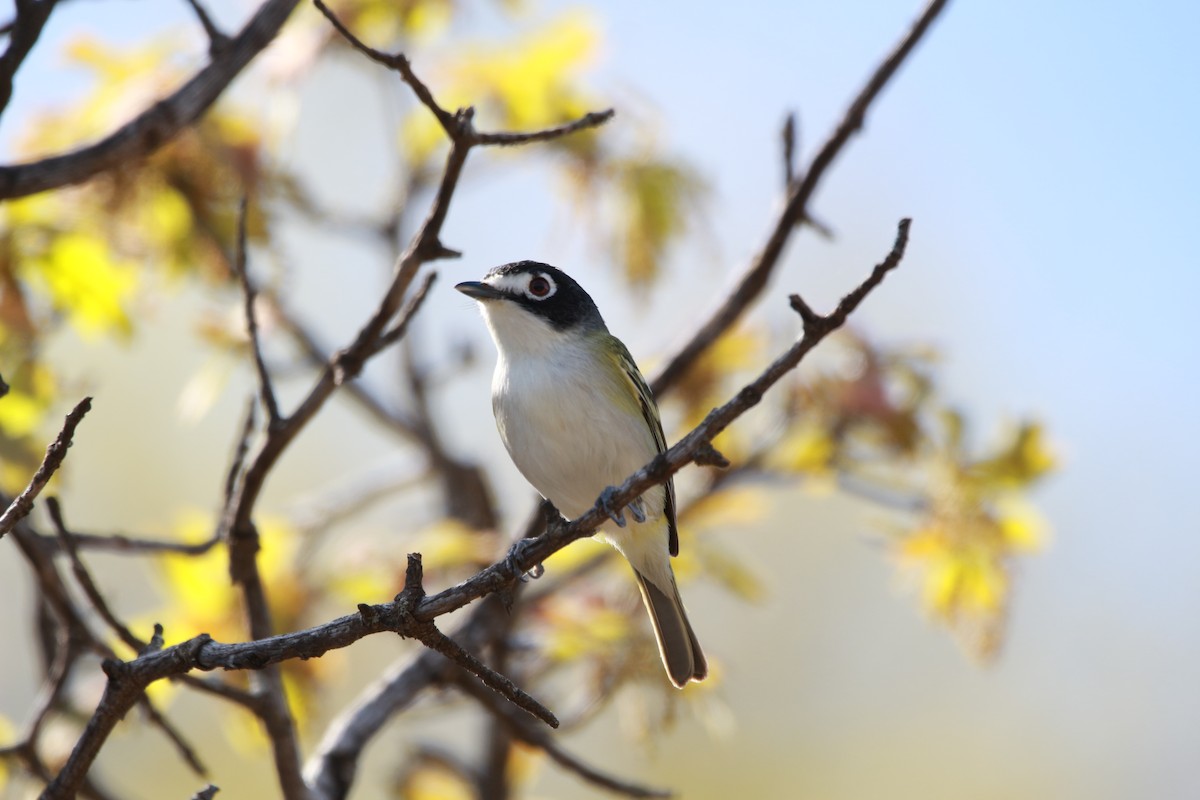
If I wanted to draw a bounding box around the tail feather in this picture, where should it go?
[633,569,707,688]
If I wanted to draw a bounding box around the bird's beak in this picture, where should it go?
[455,281,504,301]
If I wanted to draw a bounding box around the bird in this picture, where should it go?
[456,260,707,688]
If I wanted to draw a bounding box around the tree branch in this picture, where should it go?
[303,598,511,800]
[183,0,231,57]
[0,0,302,199]
[0,397,92,542]
[453,674,671,799]
[0,0,58,119]
[376,555,557,728]
[650,0,947,395]
[231,196,281,425]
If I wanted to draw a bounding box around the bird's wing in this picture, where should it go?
[610,337,679,557]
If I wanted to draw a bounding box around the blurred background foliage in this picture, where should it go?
[0,0,1137,797]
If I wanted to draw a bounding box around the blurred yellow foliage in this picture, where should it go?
[398,760,475,800]
[971,421,1057,487]
[672,327,762,459]
[613,158,705,285]
[542,596,632,663]
[25,232,137,339]
[22,36,185,157]
[401,12,600,165]
[899,436,1050,659]
[0,713,13,787]
[544,533,609,573]
[454,12,597,128]
[769,420,838,475]
[410,518,496,570]
[677,487,769,600]
[0,363,55,440]
[158,512,305,646]
[325,0,452,46]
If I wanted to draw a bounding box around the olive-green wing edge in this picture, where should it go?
[610,338,679,557]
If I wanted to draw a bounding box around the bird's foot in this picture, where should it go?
[504,537,544,582]
[599,487,647,527]
[628,496,647,524]
[599,486,627,527]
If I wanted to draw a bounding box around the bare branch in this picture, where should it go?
[651,0,947,395]
[454,674,671,799]
[183,0,231,57]
[0,0,302,199]
[0,0,58,118]
[782,111,796,187]
[48,497,210,777]
[47,497,144,654]
[370,555,557,728]
[471,109,615,147]
[231,196,282,425]
[138,699,209,779]
[312,0,614,150]
[0,397,92,541]
[36,529,219,556]
[191,785,220,800]
[303,598,511,800]
[224,396,257,506]
[371,271,438,357]
[312,0,457,134]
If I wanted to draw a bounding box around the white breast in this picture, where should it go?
[490,333,663,521]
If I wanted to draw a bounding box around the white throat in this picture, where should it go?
[478,300,575,362]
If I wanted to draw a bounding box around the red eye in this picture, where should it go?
[528,276,551,297]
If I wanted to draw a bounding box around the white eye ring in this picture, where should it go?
[525,274,556,300]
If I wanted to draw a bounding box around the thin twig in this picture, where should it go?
[36,529,220,556]
[454,674,671,798]
[303,598,511,800]
[183,0,231,56]
[650,0,947,395]
[48,497,210,778]
[372,271,438,355]
[782,111,796,187]
[137,699,209,778]
[232,197,281,424]
[380,554,557,728]
[224,396,257,506]
[0,397,92,541]
[47,498,144,654]
[471,110,615,146]
[312,0,457,134]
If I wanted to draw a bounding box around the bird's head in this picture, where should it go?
[456,261,607,356]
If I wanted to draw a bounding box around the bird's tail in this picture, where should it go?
[633,568,707,688]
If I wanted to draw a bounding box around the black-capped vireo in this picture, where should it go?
[457,261,707,688]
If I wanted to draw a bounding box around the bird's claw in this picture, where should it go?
[504,537,544,582]
[599,486,627,527]
[599,487,647,527]
[628,496,647,524]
